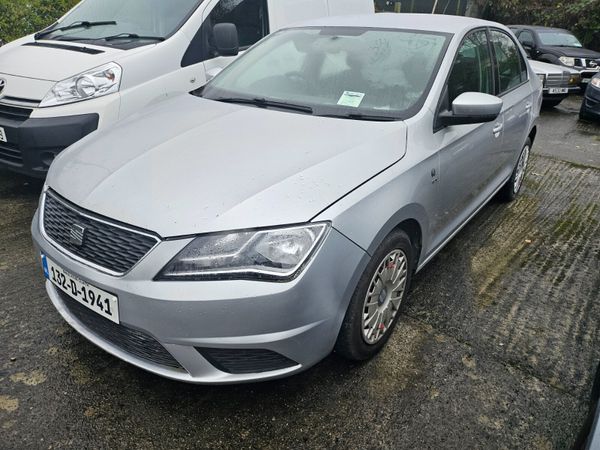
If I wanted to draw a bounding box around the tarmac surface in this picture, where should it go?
[1,96,599,449]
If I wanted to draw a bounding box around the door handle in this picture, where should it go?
[493,123,504,136]
[525,102,532,111]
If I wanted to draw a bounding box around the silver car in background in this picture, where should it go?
[32,14,541,383]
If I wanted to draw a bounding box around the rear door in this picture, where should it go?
[489,29,533,181]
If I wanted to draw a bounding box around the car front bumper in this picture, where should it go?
[0,112,98,178]
[31,210,368,384]
[582,84,600,118]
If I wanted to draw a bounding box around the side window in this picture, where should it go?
[490,30,527,93]
[447,30,494,106]
[208,0,269,49]
[518,30,535,47]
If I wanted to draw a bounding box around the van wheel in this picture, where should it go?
[498,138,531,203]
[335,229,414,361]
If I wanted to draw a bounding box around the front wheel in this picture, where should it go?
[497,138,531,202]
[335,229,415,361]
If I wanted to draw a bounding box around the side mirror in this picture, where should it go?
[212,23,239,57]
[439,92,503,126]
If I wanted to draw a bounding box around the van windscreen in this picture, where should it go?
[39,0,204,47]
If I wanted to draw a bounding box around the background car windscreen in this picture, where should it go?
[203,27,449,119]
[537,31,583,48]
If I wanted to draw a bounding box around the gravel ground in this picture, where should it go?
[1,96,599,449]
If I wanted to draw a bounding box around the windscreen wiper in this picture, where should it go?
[321,113,399,122]
[214,97,313,114]
[104,33,165,42]
[35,21,117,40]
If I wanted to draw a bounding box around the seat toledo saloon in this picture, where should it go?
[32,14,541,383]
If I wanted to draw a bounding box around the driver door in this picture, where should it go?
[433,29,503,245]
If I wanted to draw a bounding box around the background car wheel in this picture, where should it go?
[579,103,592,121]
[498,138,532,203]
[335,229,415,361]
[542,98,564,108]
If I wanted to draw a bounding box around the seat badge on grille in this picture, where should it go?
[69,223,86,247]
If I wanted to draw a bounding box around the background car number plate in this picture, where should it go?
[0,127,7,143]
[548,88,569,94]
[42,254,120,324]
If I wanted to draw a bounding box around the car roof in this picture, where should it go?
[510,25,570,33]
[289,13,503,35]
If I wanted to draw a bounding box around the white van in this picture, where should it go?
[0,0,374,177]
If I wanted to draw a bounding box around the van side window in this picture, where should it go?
[490,30,527,94]
[446,30,494,106]
[181,0,269,67]
[208,0,269,49]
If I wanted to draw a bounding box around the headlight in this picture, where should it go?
[156,223,330,281]
[591,77,600,88]
[536,73,546,86]
[559,56,576,67]
[569,74,581,86]
[40,62,122,107]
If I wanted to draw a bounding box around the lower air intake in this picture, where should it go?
[197,347,298,374]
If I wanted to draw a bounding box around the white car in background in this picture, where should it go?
[0,0,373,178]
[528,59,580,107]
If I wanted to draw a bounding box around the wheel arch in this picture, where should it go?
[528,125,537,145]
[364,203,429,268]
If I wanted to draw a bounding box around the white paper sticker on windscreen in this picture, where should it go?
[337,91,365,108]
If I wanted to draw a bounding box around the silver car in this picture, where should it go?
[32,14,541,383]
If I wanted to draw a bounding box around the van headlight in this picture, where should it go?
[40,62,122,107]
[559,56,576,67]
[156,223,330,281]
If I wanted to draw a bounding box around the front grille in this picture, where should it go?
[197,347,299,374]
[584,58,599,69]
[58,290,184,370]
[0,141,23,166]
[546,72,570,88]
[0,103,33,122]
[42,190,159,274]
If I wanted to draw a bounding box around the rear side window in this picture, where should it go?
[447,30,494,105]
[208,0,269,49]
[490,30,527,93]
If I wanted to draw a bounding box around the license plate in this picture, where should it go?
[0,127,6,143]
[548,88,569,94]
[582,78,590,84]
[42,254,120,324]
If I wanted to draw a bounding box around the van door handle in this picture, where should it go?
[525,102,532,111]
[493,123,504,137]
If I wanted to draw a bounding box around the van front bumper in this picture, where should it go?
[0,112,98,178]
[31,210,367,384]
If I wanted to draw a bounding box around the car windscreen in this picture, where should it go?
[40,0,204,46]
[538,31,583,48]
[201,27,450,121]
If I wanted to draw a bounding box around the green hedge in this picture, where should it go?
[0,0,78,42]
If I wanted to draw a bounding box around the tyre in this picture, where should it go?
[580,103,592,121]
[497,138,531,202]
[335,229,415,361]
